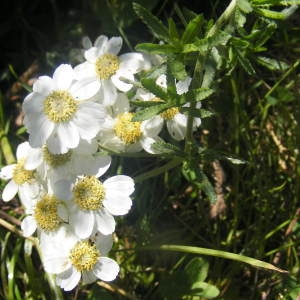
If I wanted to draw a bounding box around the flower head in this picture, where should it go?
[41,225,119,291]
[23,64,106,154]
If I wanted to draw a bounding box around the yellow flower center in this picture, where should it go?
[12,159,35,185]
[95,54,120,80]
[69,241,100,272]
[43,90,78,123]
[73,176,105,210]
[34,195,62,231]
[114,112,142,144]
[160,107,179,120]
[42,146,72,167]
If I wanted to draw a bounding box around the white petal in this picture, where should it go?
[24,148,43,170]
[141,116,163,137]
[69,77,101,100]
[26,115,54,148]
[167,119,186,141]
[53,64,74,90]
[56,122,80,151]
[95,208,115,235]
[99,80,118,106]
[16,141,30,160]
[58,267,81,291]
[176,77,192,95]
[95,233,113,256]
[74,61,97,81]
[103,175,134,195]
[93,257,119,281]
[104,37,122,55]
[93,155,111,178]
[140,136,163,154]
[57,204,69,222]
[126,142,143,153]
[155,74,167,88]
[119,53,145,74]
[84,47,98,63]
[174,113,187,127]
[70,210,94,239]
[22,93,44,115]
[82,271,97,284]
[33,76,55,95]
[43,255,71,274]
[112,93,130,115]
[2,180,18,202]
[103,194,132,216]
[0,164,15,180]
[82,36,92,49]
[21,216,37,237]
[111,70,134,92]
[52,180,73,200]
[94,35,108,50]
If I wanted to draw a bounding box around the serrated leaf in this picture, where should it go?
[151,141,183,156]
[133,2,169,41]
[135,43,177,54]
[256,56,289,71]
[255,7,297,19]
[131,100,164,107]
[235,8,247,28]
[182,14,203,43]
[236,49,256,75]
[185,257,209,282]
[201,61,216,88]
[132,103,171,121]
[237,0,253,13]
[200,109,215,118]
[253,23,277,48]
[141,78,169,100]
[167,57,187,80]
[194,87,214,101]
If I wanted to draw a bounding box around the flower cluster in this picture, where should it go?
[0,34,202,291]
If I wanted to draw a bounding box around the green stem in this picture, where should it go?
[0,132,15,164]
[134,158,183,183]
[207,0,238,37]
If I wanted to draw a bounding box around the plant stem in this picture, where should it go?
[207,0,238,37]
[134,158,183,182]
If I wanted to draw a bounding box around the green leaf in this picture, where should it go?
[189,282,220,298]
[256,56,289,71]
[132,103,171,121]
[133,2,169,41]
[255,7,297,19]
[140,78,169,100]
[253,23,277,49]
[167,57,187,81]
[131,100,164,107]
[199,109,215,119]
[168,18,179,40]
[235,49,256,75]
[237,0,253,13]
[154,244,288,273]
[185,257,209,282]
[201,60,216,88]
[182,14,203,43]
[198,170,217,203]
[151,141,184,156]
[135,43,177,54]
[193,87,214,101]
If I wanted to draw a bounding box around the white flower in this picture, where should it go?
[24,139,111,184]
[98,93,163,153]
[0,142,41,203]
[41,225,119,291]
[23,64,106,154]
[136,75,201,141]
[21,192,68,237]
[74,35,148,105]
[53,173,134,238]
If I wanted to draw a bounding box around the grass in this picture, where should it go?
[0,0,300,299]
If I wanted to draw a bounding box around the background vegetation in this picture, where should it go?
[0,0,299,299]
